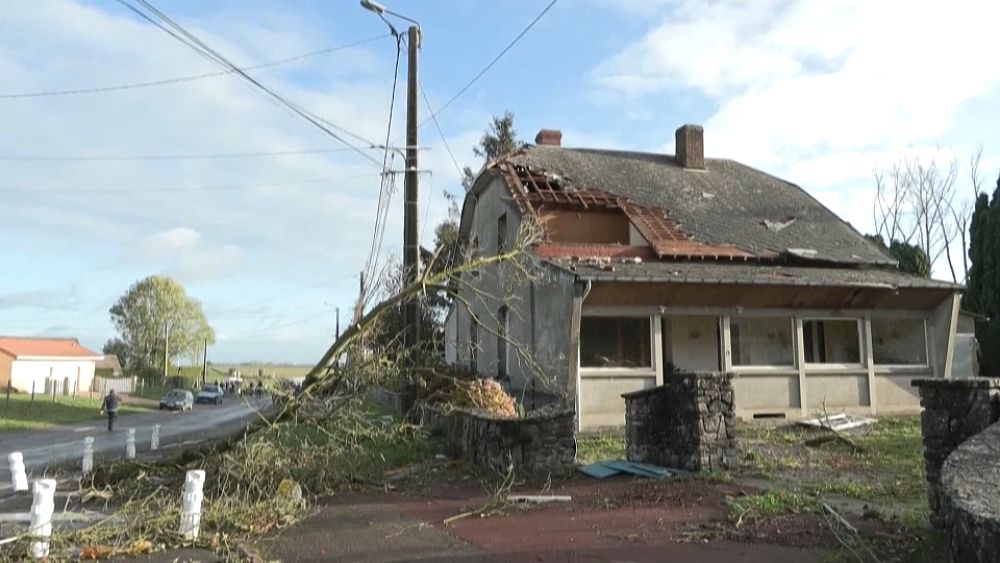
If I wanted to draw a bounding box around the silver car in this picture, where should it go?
[159,389,194,411]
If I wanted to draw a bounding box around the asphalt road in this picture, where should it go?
[0,395,271,487]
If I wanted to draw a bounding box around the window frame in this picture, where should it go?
[870,317,931,369]
[497,213,507,254]
[578,314,656,373]
[497,306,509,380]
[801,317,865,369]
[727,316,798,372]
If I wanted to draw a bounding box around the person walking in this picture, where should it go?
[100,389,120,432]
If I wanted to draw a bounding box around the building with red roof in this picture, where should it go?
[0,337,102,394]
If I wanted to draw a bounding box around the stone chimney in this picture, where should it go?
[535,129,563,147]
[675,124,705,170]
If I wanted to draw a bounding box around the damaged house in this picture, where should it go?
[444,125,963,431]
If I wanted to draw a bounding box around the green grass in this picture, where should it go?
[0,393,149,431]
[727,490,818,524]
[575,434,626,464]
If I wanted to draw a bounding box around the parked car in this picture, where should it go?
[159,389,194,411]
[196,384,224,405]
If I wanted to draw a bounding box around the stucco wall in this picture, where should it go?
[452,175,575,405]
[10,359,96,394]
[664,316,720,371]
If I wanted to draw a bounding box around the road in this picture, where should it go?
[0,395,271,486]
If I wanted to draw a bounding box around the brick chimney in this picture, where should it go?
[675,124,705,170]
[535,129,562,146]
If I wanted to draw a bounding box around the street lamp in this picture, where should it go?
[360,0,422,417]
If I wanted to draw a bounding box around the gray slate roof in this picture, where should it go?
[511,146,895,266]
[562,261,961,290]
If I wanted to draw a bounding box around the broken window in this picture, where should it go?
[497,306,509,380]
[580,317,651,368]
[730,317,794,366]
[497,213,507,254]
[803,319,861,364]
[872,318,928,365]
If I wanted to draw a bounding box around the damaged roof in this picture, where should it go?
[562,260,961,290]
[505,146,895,266]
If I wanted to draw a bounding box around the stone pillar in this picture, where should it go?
[623,372,736,472]
[911,378,1000,528]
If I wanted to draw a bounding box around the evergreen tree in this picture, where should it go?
[965,174,1000,374]
[864,234,931,278]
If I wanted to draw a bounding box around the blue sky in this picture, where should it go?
[2,0,998,363]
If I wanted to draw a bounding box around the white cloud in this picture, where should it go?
[593,0,1000,170]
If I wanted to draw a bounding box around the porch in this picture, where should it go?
[570,268,962,431]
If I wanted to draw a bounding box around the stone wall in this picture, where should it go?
[420,405,576,474]
[622,372,736,472]
[911,378,1000,528]
[940,421,1000,563]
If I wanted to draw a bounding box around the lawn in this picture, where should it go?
[0,393,149,431]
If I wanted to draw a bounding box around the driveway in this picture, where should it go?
[0,395,271,487]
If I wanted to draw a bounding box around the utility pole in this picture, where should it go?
[402,24,422,358]
[335,307,341,340]
[162,322,170,383]
[201,338,208,386]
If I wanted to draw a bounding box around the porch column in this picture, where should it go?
[794,318,807,416]
[863,316,877,416]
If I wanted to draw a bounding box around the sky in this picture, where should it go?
[2,0,999,364]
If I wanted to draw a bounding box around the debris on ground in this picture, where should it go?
[798,413,876,432]
[508,495,571,504]
[578,461,686,480]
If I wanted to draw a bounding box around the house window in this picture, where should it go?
[497,213,507,254]
[803,319,861,364]
[470,235,480,277]
[872,318,928,365]
[580,317,651,368]
[497,306,509,379]
[730,317,794,366]
[469,317,479,372]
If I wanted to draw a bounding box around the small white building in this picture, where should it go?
[0,337,102,394]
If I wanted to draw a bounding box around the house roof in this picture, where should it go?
[96,354,123,372]
[559,260,962,290]
[0,337,102,359]
[506,146,896,266]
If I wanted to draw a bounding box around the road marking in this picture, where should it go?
[72,427,96,432]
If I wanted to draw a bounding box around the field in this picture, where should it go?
[173,363,311,381]
[0,393,149,431]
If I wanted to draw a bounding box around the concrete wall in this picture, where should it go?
[10,358,96,394]
[452,175,576,405]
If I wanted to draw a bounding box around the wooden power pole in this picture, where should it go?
[402,24,422,357]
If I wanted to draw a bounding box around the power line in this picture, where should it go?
[421,0,558,127]
[364,35,405,287]
[0,35,388,99]
[0,147,383,162]
[419,80,464,181]
[0,172,380,195]
[117,0,382,167]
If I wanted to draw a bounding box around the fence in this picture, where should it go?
[92,376,138,395]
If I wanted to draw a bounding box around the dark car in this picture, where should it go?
[196,384,224,405]
[159,389,194,411]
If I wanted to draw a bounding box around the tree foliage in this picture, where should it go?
[460,111,524,191]
[109,275,215,372]
[964,173,1000,374]
[864,234,931,278]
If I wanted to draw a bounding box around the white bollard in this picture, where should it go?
[82,437,94,474]
[29,479,56,559]
[151,424,160,451]
[8,452,28,493]
[126,428,136,459]
[179,470,206,541]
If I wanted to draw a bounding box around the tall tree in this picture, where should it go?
[109,275,215,374]
[864,235,931,278]
[461,111,524,190]
[964,173,1000,373]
